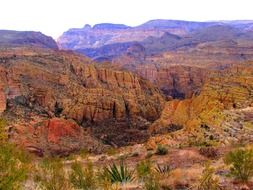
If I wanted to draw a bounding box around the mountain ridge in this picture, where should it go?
[0,30,58,49]
[57,19,253,50]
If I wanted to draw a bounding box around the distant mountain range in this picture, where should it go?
[57,19,253,61]
[0,30,58,49]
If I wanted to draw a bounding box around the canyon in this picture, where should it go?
[1,20,253,189]
[1,21,253,156]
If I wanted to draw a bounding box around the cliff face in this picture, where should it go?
[58,21,253,103]
[135,65,207,99]
[0,47,164,123]
[0,47,165,154]
[150,63,253,145]
[109,35,253,99]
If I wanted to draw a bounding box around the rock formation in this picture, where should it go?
[150,62,253,145]
[9,117,105,156]
[0,47,165,154]
[135,65,207,99]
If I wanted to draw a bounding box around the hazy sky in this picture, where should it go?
[1,0,253,39]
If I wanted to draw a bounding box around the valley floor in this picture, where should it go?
[22,143,253,190]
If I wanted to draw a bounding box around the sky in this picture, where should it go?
[1,0,253,39]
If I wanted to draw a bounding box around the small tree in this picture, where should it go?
[224,148,253,182]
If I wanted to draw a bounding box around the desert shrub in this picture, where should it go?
[0,118,7,143]
[34,158,71,190]
[69,161,97,190]
[0,144,30,190]
[144,174,160,190]
[97,170,121,190]
[224,148,253,182]
[0,117,30,190]
[155,164,171,175]
[97,167,115,190]
[103,161,135,183]
[136,160,152,179]
[156,145,168,155]
[79,148,90,159]
[199,147,219,159]
[187,132,218,148]
[196,163,220,190]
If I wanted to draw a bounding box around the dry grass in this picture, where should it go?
[159,166,202,189]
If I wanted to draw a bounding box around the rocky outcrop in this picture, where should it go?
[10,117,105,156]
[0,47,165,152]
[135,65,207,99]
[150,63,253,144]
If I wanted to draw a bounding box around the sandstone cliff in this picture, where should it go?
[0,47,165,154]
[149,62,253,146]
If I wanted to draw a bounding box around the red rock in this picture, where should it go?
[46,118,82,144]
[10,117,105,156]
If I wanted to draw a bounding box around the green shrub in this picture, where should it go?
[136,160,152,179]
[196,162,220,190]
[144,174,160,190]
[156,145,168,155]
[0,144,29,190]
[34,158,71,190]
[224,148,253,182]
[0,117,30,190]
[0,118,7,143]
[136,160,162,190]
[103,161,135,183]
[97,167,113,189]
[70,161,97,190]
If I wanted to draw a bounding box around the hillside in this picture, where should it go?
[0,30,58,49]
[1,24,253,189]
[0,46,164,155]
